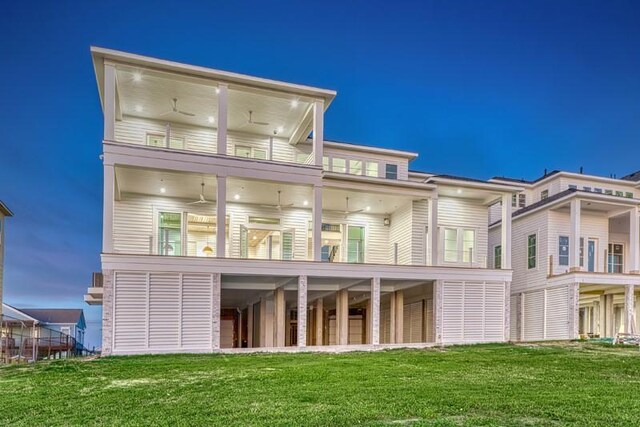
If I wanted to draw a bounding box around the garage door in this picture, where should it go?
[441,281,506,344]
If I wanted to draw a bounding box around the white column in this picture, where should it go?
[212,273,221,350]
[315,298,324,345]
[275,287,286,347]
[394,290,404,344]
[216,175,226,258]
[336,289,349,345]
[630,208,640,273]
[501,194,513,270]
[312,99,324,166]
[216,83,228,155]
[371,278,381,345]
[427,194,439,266]
[625,285,635,334]
[389,293,396,343]
[297,276,308,347]
[103,63,116,141]
[312,185,323,261]
[102,164,115,254]
[569,199,581,270]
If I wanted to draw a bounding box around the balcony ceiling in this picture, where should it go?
[116,66,312,139]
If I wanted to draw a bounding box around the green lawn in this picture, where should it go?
[2,343,640,426]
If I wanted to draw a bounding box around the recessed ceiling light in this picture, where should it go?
[277,126,284,133]
[160,187,166,194]
[303,200,309,206]
[208,116,215,123]
[133,72,142,82]
[457,189,463,194]
[252,235,257,240]
[365,206,371,211]
[291,99,299,108]
[215,87,221,94]
[234,194,240,200]
[135,105,143,112]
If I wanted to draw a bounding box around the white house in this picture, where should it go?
[87,47,517,355]
[488,170,640,341]
[0,201,12,322]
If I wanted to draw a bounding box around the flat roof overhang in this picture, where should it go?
[548,271,640,287]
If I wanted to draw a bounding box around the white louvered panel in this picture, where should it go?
[403,301,424,343]
[380,309,391,344]
[442,282,464,343]
[425,299,434,342]
[181,274,213,349]
[148,273,180,349]
[348,315,364,344]
[113,272,148,351]
[483,283,505,342]
[523,290,545,341]
[463,283,485,342]
[545,286,570,339]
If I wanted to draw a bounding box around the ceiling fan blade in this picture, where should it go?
[252,121,270,126]
[178,110,195,117]
[187,200,204,205]
[158,110,173,117]
[260,204,278,209]
[282,203,294,208]
[347,209,364,215]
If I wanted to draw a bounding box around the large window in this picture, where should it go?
[187,214,216,257]
[527,234,537,269]
[365,161,379,177]
[322,156,330,171]
[347,226,365,263]
[147,133,184,149]
[349,159,363,175]
[494,245,502,269]
[385,164,398,180]
[608,243,624,273]
[558,236,569,266]
[444,228,458,262]
[333,158,347,173]
[158,212,182,256]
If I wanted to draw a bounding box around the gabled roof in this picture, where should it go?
[17,308,85,326]
[621,170,640,182]
[0,200,13,217]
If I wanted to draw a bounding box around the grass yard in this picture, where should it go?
[2,342,640,426]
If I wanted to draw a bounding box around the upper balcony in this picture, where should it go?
[92,47,335,167]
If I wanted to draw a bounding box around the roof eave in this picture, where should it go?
[0,201,13,217]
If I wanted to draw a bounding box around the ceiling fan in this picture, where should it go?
[260,190,294,211]
[188,182,213,205]
[245,110,269,126]
[329,197,363,218]
[160,98,195,117]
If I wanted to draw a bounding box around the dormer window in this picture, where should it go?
[385,163,398,180]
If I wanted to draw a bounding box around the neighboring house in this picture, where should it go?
[2,303,86,349]
[0,201,13,322]
[488,170,640,341]
[87,47,517,356]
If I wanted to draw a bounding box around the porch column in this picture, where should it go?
[297,276,308,347]
[216,83,228,155]
[427,194,439,266]
[312,99,324,166]
[312,184,323,261]
[212,273,221,350]
[336,289,349,345]
[630,208,640,273]
[102,164,115,254]
[103,63,116,141]
[569,199,581,271]
[389,292,396,343]
[501,194,512,270]
[216,175,226,258]
[371,277,381,345]
[568,283,580,339]
[275,287,286,347]
[598,295,606,337]
[247,304,253,348]
[315,298,324,345]
[606,294,615,337]
[625,285,636,334]
[394,290,404,344]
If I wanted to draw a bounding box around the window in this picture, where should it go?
[494,245,502,269]
[146,133,184,149]
[385,164,398,180]
[333,158,346,173]
[527,234,537,269]
[594,188,603,194]
[558,236,569,266]
[444,228,458,262]
[282,230,294,260]
[579,237,584,267]
[158,212,182,256]
[296,153,309,163]
[462,229,475,263]
[187,214,216,257]
[349,159,363,175]
[615,191,624,197]
[608,243,624,273]
[320,223,342,262]
[518,194,526,208]
[583,187,592,192]
[569,184,577,190]
[365,161,379,177]
[541,190,549,200]
[322,156,330,171]
[512,194,517,207]
[604,189,613,195]
[625,192,634,198]
[235,145,267,160]
[347,226,365,263]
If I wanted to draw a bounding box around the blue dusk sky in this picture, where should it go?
[1,1,639,348]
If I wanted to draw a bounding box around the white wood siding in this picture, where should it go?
[389,202,413,264]
[511,210,548,294]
